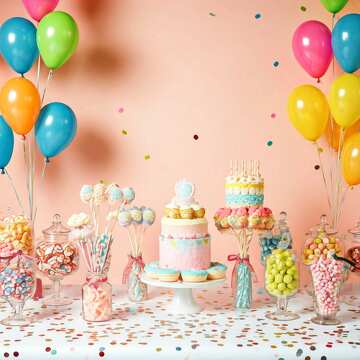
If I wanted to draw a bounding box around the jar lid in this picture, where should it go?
[42,214,70,240]
[349,219,360,241]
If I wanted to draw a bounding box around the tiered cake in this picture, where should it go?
[145,180,226,282]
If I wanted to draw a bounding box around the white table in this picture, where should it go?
[0,284,359,359]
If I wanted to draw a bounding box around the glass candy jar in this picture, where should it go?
[343,219,360,306]
[35,214,79,306]
[0,252,35,326]
[310,253,345,325]
[82,272,112,322]
[265,248,299,321]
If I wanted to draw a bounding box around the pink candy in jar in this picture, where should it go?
[82,273,112,322]
[310,254,344,325]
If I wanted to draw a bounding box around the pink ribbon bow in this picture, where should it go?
[227,254,257,288]
[122,255,145,285]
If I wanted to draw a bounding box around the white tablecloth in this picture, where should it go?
[0,284,359,360]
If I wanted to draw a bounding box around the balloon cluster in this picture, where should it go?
[0,1,79,171]
[288,3,360,229]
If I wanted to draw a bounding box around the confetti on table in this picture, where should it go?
[300,5,307,11]
[209,12,216,16]
[118,107,124,113]
[267,140,273,147]
[255,13,262,19]
[273,61,280,67]
[271,113,276,119]
[314,164,320,170]
[144,154,151,160]
[193,134,199,140]
[121,129,128,135]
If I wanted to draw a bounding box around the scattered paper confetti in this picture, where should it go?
[193,134,199,140]
[267,140,273,147]
[314,165,320,170]
[271,113,276,119]
[273,61,280,67]
[300,5,307,11]
[255,13,261,19]
[121,129,128,135]
[118,107,124,113]
[209,12,216,16]
[144,154,151,160]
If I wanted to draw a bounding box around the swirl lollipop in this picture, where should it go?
[80,185,93,204]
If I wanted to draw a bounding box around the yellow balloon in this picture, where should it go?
[325,118,360,151]
[288,85,329,142]
[341,132,360,186]
[329,73,360,129]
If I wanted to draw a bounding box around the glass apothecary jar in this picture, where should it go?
[265,248,299,321]
[82,272,112,322]
[0,251,35,326]
[35,214,79,306]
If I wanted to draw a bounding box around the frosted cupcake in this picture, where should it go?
[192,203,205,218]
[165,203,180,219]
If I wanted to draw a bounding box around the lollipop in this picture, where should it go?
[122,187,135,204]
[93,183,107,205]
[107,184,123,205]
[129,207,143,224]
[118,210,132,227]
[80,185,93,203]
[142,208,156,226]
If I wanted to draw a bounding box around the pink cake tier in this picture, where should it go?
[159,217,211,270]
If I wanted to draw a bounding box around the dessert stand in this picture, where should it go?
[141,274,225,314]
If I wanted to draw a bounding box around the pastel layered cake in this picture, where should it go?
[225,160,264,208]
[145,179,226,282]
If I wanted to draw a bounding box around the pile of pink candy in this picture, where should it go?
[214,206,274,231]
[310,255,344,317]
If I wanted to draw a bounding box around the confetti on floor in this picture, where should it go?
[300,5,307,11]
[209,12,216,16]
[273,61,280,67]
[255,13,262,19]
[314,164,320,170]
[121,129,128,135]
[118,107,124,113]
[193,134,199,140]
[267,140,273,147]
[144,154,151,160]
[271,113,276,119]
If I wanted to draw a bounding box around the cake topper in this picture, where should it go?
[174,179,195,206]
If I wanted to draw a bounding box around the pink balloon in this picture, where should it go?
[292,20,333,80]
[22,0,60,22]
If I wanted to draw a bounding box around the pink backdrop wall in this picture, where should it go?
[0,0,359,285]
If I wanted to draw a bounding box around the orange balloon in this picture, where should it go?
[341,132,360,186]
[0,77,40,136]
[325,118,360,151]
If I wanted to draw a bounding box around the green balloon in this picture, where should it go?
[37,11,79,70]
[320,0,349,14]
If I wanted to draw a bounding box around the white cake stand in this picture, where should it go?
[141,274,225,314]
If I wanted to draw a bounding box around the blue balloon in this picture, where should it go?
[0,17,38,75]
[0,116,14,172]
[35,102,77,160]
[332,13,360,73]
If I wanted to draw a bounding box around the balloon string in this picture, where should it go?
[36,56,41,90]
[33,159,48,224]
[314,142,331,213]
[4,169,25,216]
[22,137,32,220]
[41,70,54,105]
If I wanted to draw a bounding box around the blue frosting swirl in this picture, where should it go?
[225,194,264,206]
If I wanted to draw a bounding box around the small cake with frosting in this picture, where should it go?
[145,180,226,282]
[225,160,264,208]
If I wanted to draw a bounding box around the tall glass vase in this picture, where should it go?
[231,256,253,310]
[124,254,147,302]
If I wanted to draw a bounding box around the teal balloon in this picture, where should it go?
[0,115,14,172]
[0,17,38,75]
[332,14,360,73]
[35,102,77,159]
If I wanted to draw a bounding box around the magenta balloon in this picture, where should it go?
[22,0,60,22]
[292,20,333,80]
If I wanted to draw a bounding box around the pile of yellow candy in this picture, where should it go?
[265,249,299,297]
[0,215,33,256]
[303,231,342,266]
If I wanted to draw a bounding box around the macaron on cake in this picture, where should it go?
[144,179,226,283]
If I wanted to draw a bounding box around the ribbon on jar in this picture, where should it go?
[227,254,257,288]
[122,255,145,285]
